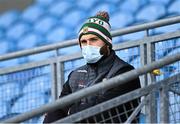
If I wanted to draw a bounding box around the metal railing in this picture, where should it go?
[0,16,180,123]
[2,52,180,123]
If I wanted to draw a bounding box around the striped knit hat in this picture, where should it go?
[78,11,112,48]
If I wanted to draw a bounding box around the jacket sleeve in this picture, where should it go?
[97,65,141,103]
[43,82,72,123]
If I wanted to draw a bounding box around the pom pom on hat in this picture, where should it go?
[78,11,112,48]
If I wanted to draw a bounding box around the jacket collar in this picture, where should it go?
[87,50,116,73]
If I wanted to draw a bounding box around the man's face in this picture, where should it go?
[80,34,105,47]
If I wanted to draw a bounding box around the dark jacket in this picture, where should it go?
[43,50,141,123]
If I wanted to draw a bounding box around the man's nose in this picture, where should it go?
[86,40,92,45]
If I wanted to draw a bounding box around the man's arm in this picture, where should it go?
[43,82,72,123]
[97,65,141,103]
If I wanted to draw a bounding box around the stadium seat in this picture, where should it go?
[0,10,19,30]
[0,39,9,55]
[104,0,121,4]
[35,0,55,7]
[0,29,3,38]
[76,0,98,11]
[0,75,8,84]
[116,49,130,62]
[0,113,19,121]
[112,37,121,44]
[17,33,43,50]
[110,12,134,29]
[149,0,170,5]
[0,82,21,101]
[0,59,19,68]
[168,0,180,14]
[64,61,74,71]
[61,9,86,29]
[120,0,140,13]
[23,74,51,94]
[153,23,180,34]
[129,56,140,68]
[90,2,116,16]
[0,101,8,118]
[46,26,69,42]
[58,45,80,55]
[28,51,55,62]
[11,92,47,113]
[6,22,30,41]
[136,3,166,22]
[21,5,45,23]
[49,1,72,17]
[34,16,57,35]
[121,31,145,41]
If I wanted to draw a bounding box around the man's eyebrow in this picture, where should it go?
[81,37,99,41]
[89,37,99,39]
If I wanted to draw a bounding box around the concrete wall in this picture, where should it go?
[0,0,34,13]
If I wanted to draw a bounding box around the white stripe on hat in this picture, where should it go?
[79,27,112,44]
[85,18,110,31]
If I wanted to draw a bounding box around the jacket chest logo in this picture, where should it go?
[78,80,86,88]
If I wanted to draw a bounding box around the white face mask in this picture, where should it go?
[81,45,103,63]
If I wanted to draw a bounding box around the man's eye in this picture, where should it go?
[91,38,98,41]
[80,40,87,43]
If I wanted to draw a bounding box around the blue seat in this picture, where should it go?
[46,26,69,42]
[76,0,98,11]
[120,0,140,13]
[110,12,134,29]
[49,1,72,17]
[6,22,30,40]
[136,3,166,21]
[64,61,74,71]
[0,75,8,85]
[122,31,145,41]
[35,0,55,7]
[149,0,170,5]
[154,23,180,34]
[0,29,4,38]
[0,101,9,118]
[61,10,85,29]
[104,0,121,4]
[0,40,9,55]
[0,113,19,121]
[129,55,140,68]
[34,16,57,34]
[112,36,123,44]
[23,74,51,94]
[90,2,116,16]
[168,0,180,14]
[139,113,146,123]
[0,82,21,101]
[11,92,47,113]
[28,51,55,62]
[58,45,80,55]
[0,59,19,68]
[21,5,45,23]
[0,10,19,29]
[17,33,43,50]
[115,49,130,62]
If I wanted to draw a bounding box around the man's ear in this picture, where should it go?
[100,45,110,56]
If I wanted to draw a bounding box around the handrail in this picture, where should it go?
[0,16,179,61]
[2,52,180,123]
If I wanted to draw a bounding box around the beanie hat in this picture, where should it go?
[78,11,112,48]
